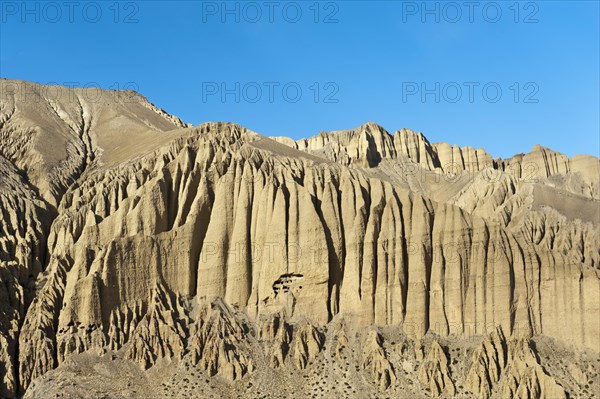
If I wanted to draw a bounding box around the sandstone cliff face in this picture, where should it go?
[0,80,598,398]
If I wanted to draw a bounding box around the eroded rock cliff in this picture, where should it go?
[1,79,598,398]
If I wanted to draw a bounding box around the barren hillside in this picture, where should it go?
[1,79,598,399]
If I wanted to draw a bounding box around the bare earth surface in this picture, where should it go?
[0,79,599,398]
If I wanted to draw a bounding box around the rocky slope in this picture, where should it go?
[0,79,598,398]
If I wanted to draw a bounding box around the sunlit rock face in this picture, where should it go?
[1,79,598,398]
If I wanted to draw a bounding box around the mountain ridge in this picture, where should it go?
[0,79,598,399]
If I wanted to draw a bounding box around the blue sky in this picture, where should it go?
[1,0,598,158]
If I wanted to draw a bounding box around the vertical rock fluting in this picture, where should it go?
[1,81,598,397]
[0,186,50,396]
[1,79,202,397]
[11,123,600,395]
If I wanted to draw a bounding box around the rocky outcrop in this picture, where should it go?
[361,329,396,389]
[501,339,567,399]
[331,320,350,361]
[464,328,567,399]
[124,284,188,369]
[0,267,22,398]
[418,340,455,396]
[1,80,598,398]
[257,312,292,368]
[0,147,53,397]
[189,300,254,381]
[274,122,599,201]
[290,322,324,369]
[465,328,507,398]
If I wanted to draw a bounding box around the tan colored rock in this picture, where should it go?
[124,284,187,369]
[361,329,396,390]
[501,339,566,399]
[0,80,598,398]
[189,300,254,381]
[567,363,587,385]
[465,327,507,398]
[418,340,455,396]
[331,320,349,360]
[290,321,324,369]
[257,312,292,368]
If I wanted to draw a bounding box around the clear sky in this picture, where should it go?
[1,0,598,158]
